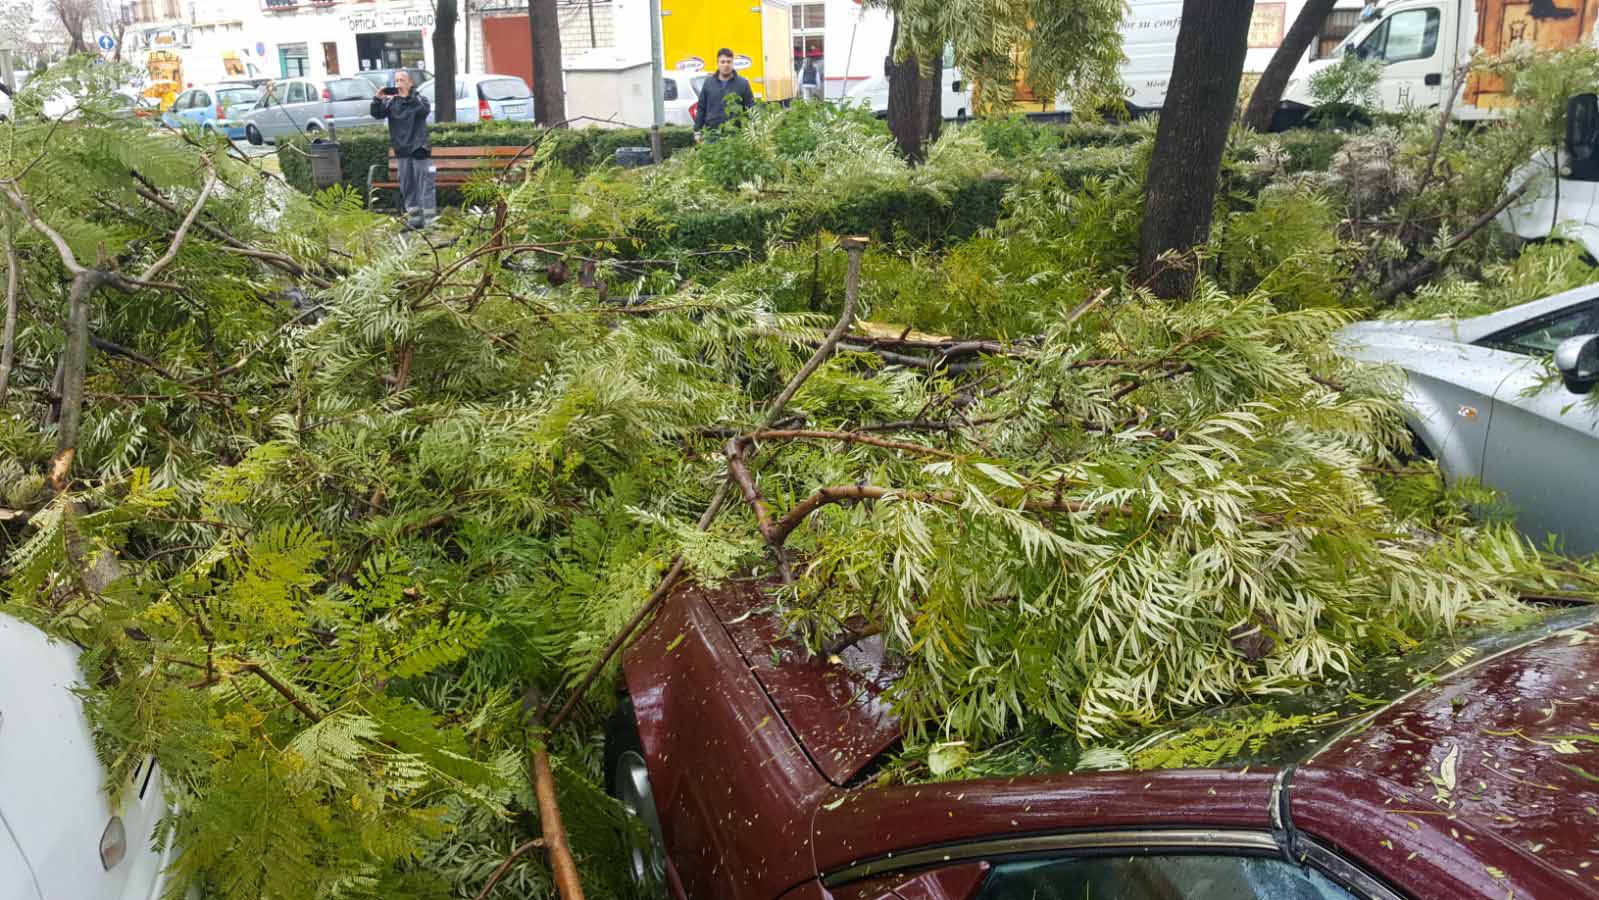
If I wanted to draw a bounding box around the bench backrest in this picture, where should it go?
[386,146,529,175]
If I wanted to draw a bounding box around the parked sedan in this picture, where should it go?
[1339,285,1599,556]
[610,579,1599,900]
[241,77,378,144]
[416,74,534,123]
[1,615,178,900]
[161,82,261,139]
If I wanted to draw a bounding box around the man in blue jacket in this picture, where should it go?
[371,68,435,230]
[693,49,756,143]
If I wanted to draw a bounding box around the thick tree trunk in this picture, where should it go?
[1136,0,1255,299]
[528,0,566,125]
[433,0,459,123]
[1242,0,1337,132]
[885,17,941,163]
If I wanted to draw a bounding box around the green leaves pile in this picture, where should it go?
[2,62,1596,897]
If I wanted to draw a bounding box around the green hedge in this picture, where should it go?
[278,121,697,198]
[655,175,1014,256]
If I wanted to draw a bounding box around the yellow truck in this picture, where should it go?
[660,0,795,102]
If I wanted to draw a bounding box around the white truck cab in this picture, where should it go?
[1280,0,1596,126]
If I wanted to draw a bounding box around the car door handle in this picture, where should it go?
[1425,73,1442,86]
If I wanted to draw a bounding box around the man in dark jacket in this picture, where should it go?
[371,68,435,229]
[693,48,756,142]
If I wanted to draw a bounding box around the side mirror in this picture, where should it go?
[1567,93,1599,163]
[1555,334,1599,394]
[950,80,964,93]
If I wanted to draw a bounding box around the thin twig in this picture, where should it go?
[138,163,218,283]
[470,839,546,900]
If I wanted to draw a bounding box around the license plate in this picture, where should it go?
[503,104,527,116]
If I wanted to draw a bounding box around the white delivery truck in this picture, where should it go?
[848,1,1183,120]
[1277,0,1599,127]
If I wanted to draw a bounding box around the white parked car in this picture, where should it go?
[660,69,708,127]
[845,66,972,120]
[1,615,178,900]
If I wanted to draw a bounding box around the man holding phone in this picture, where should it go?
[370,69,435,230]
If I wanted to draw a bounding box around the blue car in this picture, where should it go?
[161,82,262,139]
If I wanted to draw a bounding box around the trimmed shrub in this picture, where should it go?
[277,122,697,198]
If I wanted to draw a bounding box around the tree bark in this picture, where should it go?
[885,17,941,163]
[1136,0,1255,300]
[1241,0,1337,132]
[528,0,566,125]
[433,0,459,123]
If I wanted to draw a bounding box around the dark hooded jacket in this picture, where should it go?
[371,90,431,157]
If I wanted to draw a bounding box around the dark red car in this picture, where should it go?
[606,581,1599,900]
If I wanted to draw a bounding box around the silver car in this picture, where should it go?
[241,76,378,144]
[1340,285,1599,555]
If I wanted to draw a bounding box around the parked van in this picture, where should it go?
[1278,0,1599,126]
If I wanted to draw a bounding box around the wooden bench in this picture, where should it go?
[365,146,530,208]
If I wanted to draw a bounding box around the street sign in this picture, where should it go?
[97,34,115,51]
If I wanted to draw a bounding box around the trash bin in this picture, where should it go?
[614,146,653,169]
[306,139,343,188]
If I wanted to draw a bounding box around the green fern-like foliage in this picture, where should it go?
[3,56,1598,898]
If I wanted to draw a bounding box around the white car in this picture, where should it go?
[0,80,12,121]
[661,69,708,127]
[1,615,178,900]
[845,66,972,120]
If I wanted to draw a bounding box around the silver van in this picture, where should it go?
[242,77,378,144]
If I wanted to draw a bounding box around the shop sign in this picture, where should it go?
[343,8,437,31]
[1248,3,1286,49]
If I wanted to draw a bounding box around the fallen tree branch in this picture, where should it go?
[745,428,959,459]
[130,182,331,289]
[546,239,871,727]
[238,663,323,723]
[519,694,585,900]
[1374,181,1534,304]
[768,484,1112,550]
[0,228,17,407]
